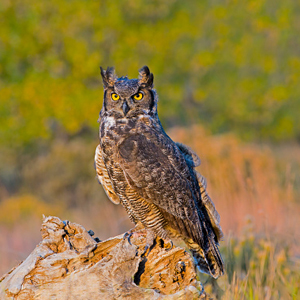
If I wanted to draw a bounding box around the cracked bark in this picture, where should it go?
[0,216,208,300]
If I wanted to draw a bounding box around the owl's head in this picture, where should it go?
[100,66,158,119]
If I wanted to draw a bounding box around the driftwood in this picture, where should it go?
[0,216,208,300]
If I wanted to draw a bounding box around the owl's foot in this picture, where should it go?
[142,229,156,257]
[162,238,173,251]
[123,224,145,245]
[122,227,157,256]
[123,231,134,245]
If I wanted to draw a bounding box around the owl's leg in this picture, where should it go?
[123,221,145,245]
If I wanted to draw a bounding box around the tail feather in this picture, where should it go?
[186,238,224,279]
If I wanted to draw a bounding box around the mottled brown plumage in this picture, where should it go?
[95,66,224,278]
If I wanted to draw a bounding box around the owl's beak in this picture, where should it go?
[122,101,130,116]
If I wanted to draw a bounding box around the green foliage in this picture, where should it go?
[0,195,61,226]
[1,0,300,146]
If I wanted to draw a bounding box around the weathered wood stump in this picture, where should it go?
[0,216,208,299]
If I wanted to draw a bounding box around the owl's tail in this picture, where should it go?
[185,238,224,279]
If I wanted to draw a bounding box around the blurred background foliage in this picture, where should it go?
[1,0,300,146]
[1,0,300,298]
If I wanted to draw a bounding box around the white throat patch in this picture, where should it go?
[105,116,116,128]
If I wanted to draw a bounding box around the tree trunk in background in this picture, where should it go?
[0,216,208,300]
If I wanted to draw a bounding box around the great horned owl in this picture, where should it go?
[95,66,224,278]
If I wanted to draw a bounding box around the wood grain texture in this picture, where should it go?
[0,216,208,300]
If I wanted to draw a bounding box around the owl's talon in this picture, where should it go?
[142,244,150,257]
[123,232,133,245]
[164,239,173,251]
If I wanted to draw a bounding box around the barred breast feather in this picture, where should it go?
[95,145,120,204]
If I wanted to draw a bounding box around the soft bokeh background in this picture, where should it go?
[1,0,300,298]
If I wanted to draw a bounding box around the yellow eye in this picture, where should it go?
[111,93,120,101]
[133,92,144,101]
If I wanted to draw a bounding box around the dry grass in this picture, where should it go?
[0,126,299,298]
[169,126,300,299]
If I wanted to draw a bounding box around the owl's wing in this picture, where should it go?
[117,133,204,221]
[94,145,120,204]
[196,172,223,240]
[176,142,223,241]
[176,142,201,167]
[117,133,225,276]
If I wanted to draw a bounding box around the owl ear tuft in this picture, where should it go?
[100,67,117,88]
[138,66,154,88]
